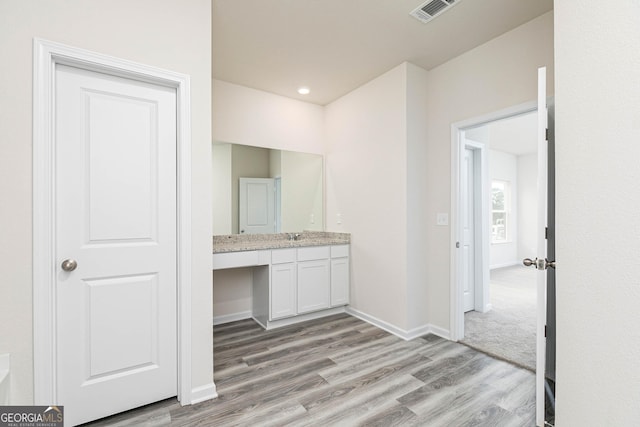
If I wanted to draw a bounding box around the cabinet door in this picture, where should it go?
[297,259,330,314]
[331,257,350,307]
[271,263,296,320]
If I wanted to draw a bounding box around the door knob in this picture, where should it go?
[523,258,555,270]
[61,259,78,272]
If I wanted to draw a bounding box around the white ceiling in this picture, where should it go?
[212,0,553,105]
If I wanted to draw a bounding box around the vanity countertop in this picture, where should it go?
[213,231,350,253]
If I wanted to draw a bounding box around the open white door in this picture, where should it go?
[534,66,549,427]
[521,66,555,426]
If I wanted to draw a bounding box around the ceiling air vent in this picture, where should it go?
[410,0,461,24]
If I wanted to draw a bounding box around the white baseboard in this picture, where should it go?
[427,324,451,340]
[214,308,347,329]
[346,307,409,339]
[259,307,346,330]
[404,324,432,341]
[346,307,450,341]
[189,382,217,405]
[213,307,452,341]
[213,310,252,325]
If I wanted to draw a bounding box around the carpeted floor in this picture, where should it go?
[461,265,537,371]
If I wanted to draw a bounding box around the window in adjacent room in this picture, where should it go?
[491,180,510,243]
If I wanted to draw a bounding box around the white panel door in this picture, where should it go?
[462,148,476,312]
[55,64,177,425]
[239,177,276,234]
[297,260,330,314]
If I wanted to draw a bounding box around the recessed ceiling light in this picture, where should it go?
[297,87,310,95]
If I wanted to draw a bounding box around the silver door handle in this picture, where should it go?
[523,258,555,270]
[61,259,78,272]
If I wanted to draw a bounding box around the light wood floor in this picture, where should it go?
[85,313,535,426]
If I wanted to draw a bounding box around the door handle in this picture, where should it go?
[523,258,555,270]
[61,259,78,272]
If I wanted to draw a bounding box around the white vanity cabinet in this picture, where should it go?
[213,242,350,329]
[270,249,297,320]
[297,246,331,314]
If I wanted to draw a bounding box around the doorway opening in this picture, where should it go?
[451,69,555,427]
[32,39,197,424]
[456,110,539,371]
[451,103,537,371]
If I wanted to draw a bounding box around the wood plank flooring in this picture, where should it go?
[84,314,535,426]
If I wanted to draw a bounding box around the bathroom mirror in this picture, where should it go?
[212,143,323,234]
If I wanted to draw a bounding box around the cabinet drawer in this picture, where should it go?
[297,245,330,261]
[212,250,270,269]
[272,248,296,264]
[331,244,349,258]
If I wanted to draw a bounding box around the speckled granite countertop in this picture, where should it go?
[213,231,350,253]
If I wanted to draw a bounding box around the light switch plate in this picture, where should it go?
[436,213,449,226]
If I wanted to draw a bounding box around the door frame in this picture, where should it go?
[32,39,193,405]
[274,176,282,233]
[461,142,488,314]
[450,101,537,341]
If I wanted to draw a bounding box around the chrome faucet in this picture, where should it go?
[287,233,302,241]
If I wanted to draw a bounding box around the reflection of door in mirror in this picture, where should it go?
[212,142,324,235]
[239,177,276,234]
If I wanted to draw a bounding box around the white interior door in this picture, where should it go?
[462,148,476,312]
[239,177,276,234]
[535,66,549,427]
[55,64,177,425]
